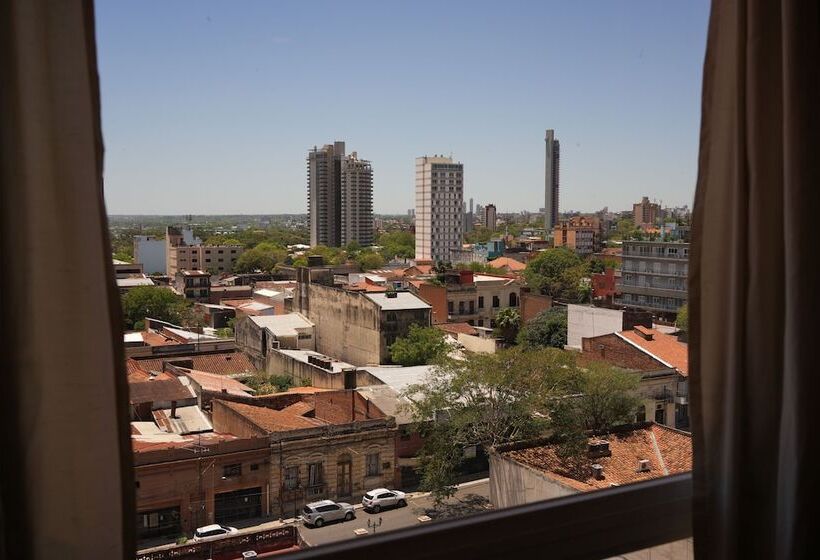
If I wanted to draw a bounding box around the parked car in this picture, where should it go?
[362,488,407,513]
[192,524,239,542]
[301,500,355,528]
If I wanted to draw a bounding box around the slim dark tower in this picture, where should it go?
[544,129,560,231]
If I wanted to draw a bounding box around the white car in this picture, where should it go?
[192,524,239,542]
[362,488,407,513]
[301,500,355,528]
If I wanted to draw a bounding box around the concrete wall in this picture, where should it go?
[235,318,267,370]
[567,305,625,350]
[457,332,499,353]
[489,453,576,509]
[134,236,167,276]
[266,349,381,389]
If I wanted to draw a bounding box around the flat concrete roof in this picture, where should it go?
[359,365,435,394]
[365,292,431,311]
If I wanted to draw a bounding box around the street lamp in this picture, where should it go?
[367,517,383,534]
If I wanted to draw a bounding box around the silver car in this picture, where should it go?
[301,500,355,527]
[192,524,239,542]
[362,488,407,513]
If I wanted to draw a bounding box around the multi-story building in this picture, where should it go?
[552,215,602,256]
[414,155,464,263]
[616,241,689,315]
[165,226,244,277]
[544,129,560,230]
[484,203,497,231]
[174,270,211,301]
[340,151,374,247]
[133,235,166,275]
[308,141,373,248]
[633,196,661,227]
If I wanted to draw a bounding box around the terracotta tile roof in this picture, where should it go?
[347,281,389,293]
[218,400,325,432]
[487,256,526,272]
[183,369,254,396]
[271,386,332,395]
[133,351,256,375]
[127,362,195,405]
[280,401,315,417]
[140,331,179,347]
[501,423,692,492]
[131,430,238,453]
[436,322,479,336]
[618,328,689,376]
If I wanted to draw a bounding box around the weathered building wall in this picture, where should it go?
[520,290,553,323]
[235,318,267,370]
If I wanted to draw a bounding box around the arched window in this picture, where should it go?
[509,292,518,307]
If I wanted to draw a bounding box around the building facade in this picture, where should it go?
[616,241,689,315]
[414,155,464,263]
[134,235,167,275]
[166,226,244,277]
[633,196,661,227]
[484,203,497,231]
[544,129,560,230]
[552,215,602,256]
[340,152,374,247]
[308,141,373,248]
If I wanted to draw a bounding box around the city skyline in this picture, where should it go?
[95,1,709,215]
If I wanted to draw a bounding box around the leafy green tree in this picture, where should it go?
[377,231,415,259]
[517,307,568,349]
[234,242,288,273]
[676,304,689,333]
[121,286,189,329]
[404,348,580,503]
[389,325,449,366]
[493,307,521,344]
[356,251,386,271]
[204,236,242,246]
[242,372,294,395]
[523,248,585,300]
[611,218,641,241]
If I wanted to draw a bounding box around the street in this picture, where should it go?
[298,479,490,548]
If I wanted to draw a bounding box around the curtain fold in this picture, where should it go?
[691,0,819,557]
[0,1,134,558]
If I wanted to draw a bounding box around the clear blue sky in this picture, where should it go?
[96,0,710,215]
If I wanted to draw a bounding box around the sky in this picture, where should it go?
[96,0,710,215]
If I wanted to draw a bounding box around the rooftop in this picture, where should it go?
[181,368,255,396]
[487,256,526,272]
[132,351,256,375]
[126,362,196,405]
[278,349,354,373]
[500,423,692,492]
[436,322,479,336]
[617,327,689,376]
[117,277,155,288]
[250,313,314,337]
[365,291,432,311]
[217,400,325,432]
[359,365,436,394]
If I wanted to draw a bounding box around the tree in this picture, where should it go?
[676,304,689,333]
[493,307,521,344]
[378,231,414,259]
[356,251,386,271]
[517,307,568,349]
[523,248,585,300]
[234,242,287,273]
[404,348,580,503]
[121,286,189,329]
[611,218,641,241]
[242,372,294,395]
[389,325,449,366]
[405,349,642,502]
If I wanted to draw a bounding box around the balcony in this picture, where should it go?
[617,282,687,298]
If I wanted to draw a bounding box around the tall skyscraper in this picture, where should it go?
[307,141,373,247]
[340,152,374,246]
[415,155,464,263]
[544,129,561,231]
[485,203,497,231]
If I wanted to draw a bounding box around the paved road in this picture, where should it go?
[299,479,490,548]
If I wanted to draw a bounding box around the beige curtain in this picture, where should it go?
[691,0,819,558]
[0,1,134,558]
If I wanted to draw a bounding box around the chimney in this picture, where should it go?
[634,325,654,341]
[591,464,605,480]
[170,400,178,419]
[587,440,611,459]
[637,459,651,472]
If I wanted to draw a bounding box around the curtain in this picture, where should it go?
[0,1,134,558]
[691,0,819,558]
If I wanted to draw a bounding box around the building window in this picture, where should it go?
[492,295,500,308]
[284,466,299,490]
[250,463,259,471]
[509,292,518,307]
[223,463,241,478]
[448,301,454,314]
[366,453,380,477]
[308,462,324,486]
[478,296,484,309]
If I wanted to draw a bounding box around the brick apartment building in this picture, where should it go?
[552,215,603,256]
